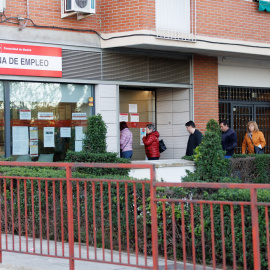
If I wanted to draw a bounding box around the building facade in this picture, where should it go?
[0,0,269,160]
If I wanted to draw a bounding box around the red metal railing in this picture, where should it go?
[0,161,156,270]
[0,161,269,270]
[152,182,270,270]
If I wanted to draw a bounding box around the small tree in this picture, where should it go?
[83,114,107,153]
[194,119,229,182]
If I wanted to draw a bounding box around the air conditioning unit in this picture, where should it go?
[0,0,6,13]
[65,0,95,14]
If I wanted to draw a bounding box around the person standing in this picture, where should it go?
[185,121,203,156]
[242,121,266,154]
[143,124,160,160]
[120,121,133,159]
[220,120,237,158]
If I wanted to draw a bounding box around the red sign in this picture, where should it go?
[0,43,62,77]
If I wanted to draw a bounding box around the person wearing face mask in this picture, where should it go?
[242,121,266,154]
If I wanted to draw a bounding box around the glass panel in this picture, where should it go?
[10,82,93,161]
[0,82,4,156]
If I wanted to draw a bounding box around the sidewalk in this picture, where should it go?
[0,235,219,270]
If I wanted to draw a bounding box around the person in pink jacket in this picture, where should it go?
[120,121,133,159]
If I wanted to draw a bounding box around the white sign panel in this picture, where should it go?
[20,109,31,120]
[44,127,55,147]
[72,113,87,120]
[38,112,54,120]
[12,126,29,155]
[0,43,62,77]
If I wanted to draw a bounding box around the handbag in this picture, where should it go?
[254,145,264,154]
[249,135,264,154]
[159,139,167,153]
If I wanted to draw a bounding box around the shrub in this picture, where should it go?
[230,154,270,183]
[83,114,107,153]
[65,151,130,176]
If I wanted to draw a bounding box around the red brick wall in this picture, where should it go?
[2,0,270,44]
[193,55,219,133]
[196,0,270,43]
[2,0,155,34]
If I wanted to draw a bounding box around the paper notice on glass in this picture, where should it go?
[75,126,83,141]
[129,104,137,113]
[140,128,146,145]
[75,140,83,152]
[119,113,128,122]
[20,110,31,120]
[72,113,87,120]
[30,141,38,157]
[130,113,139,122]
[29,127,38,140]
[44,127,55,147]
[38,112,54,120]
[12,126,29,155]
[60,127,71,138]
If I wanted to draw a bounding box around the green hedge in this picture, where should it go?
[65,150,131,176]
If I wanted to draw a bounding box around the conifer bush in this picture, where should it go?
[83,113,107,153]
[183,118,230,182]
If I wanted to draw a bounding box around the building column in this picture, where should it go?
[193,55,219,133]
[95,84,119,153]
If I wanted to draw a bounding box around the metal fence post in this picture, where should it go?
[250,188,261,270]
[66,165,75,270]
[150,164,158,270]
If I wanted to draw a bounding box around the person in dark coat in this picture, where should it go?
[142,124,160,160]
[185,121,203,156]
[220,120,237,158]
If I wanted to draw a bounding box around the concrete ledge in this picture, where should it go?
[129,159,195,182]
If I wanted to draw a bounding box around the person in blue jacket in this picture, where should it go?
[220,120,237,159]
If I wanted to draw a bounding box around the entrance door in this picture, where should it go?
[119,89,155,160]
[232,104,270,154]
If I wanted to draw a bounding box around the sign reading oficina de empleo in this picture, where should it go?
[0,43,62,77]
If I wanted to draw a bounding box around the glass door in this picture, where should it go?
[119,89,155,160]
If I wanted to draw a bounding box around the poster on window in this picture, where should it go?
[29,127,38,140]
[44,127,55,147]
[12,126,29,155]
[30,141,38,157]
[20,109,31,120]
[129,104,137,113]
[75,126,83,141]
[75,140,83,152]
[140,128,146,145]
[130,113,139,122]
[119,113,128,122]
[60,127,71,138]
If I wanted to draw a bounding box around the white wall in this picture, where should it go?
[95,84,119,153]
[156,88,190,159]
[218,57,270,87]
